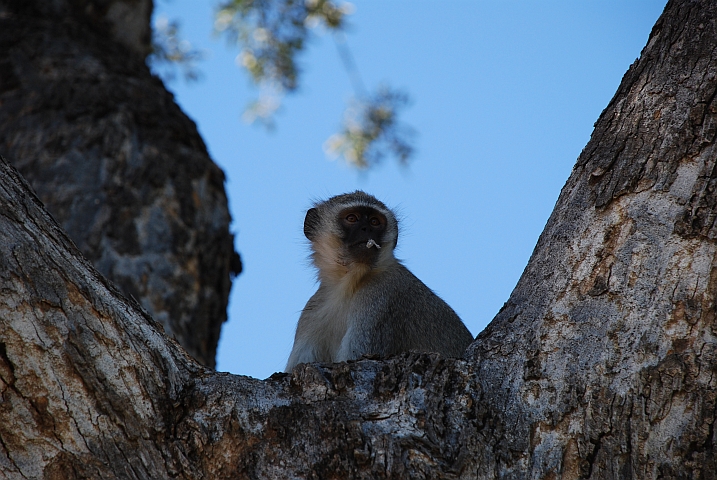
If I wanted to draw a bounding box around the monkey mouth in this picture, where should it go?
[345,241,381,265]
[350,240,380,250]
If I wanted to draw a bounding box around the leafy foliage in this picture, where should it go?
[214,0,416,168]
[215,0,348,90]
[325,87,415,169]
[152,0,417,168]
[149,16,205,82]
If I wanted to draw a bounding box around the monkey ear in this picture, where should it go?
[304,208,320,241]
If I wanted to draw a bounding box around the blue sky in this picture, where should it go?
[152,1,666,378]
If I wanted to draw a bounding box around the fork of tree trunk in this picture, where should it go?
[0,0,715,478]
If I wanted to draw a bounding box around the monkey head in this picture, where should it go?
[304,191,399,278]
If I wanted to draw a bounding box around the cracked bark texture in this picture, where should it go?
[467,0,717,476]
[1,0,716,478]
[0,0,240,368]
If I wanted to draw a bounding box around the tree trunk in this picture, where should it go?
[1,0,715,478]
[465,0,717,475]
[0,0,239,368]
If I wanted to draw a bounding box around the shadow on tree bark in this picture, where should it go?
[0,0,716,478]
[0,0,240,368]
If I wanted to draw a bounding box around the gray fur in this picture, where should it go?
[335,263,473,360]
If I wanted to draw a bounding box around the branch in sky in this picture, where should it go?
[149,15,206,82]
[324,86,415,169]
[215,0,351,91]
[213,0,416,168]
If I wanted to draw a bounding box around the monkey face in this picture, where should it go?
[304,191,399,276]
[338,207,387,265]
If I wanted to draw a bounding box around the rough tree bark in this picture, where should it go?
[0,0,240,368]
[1,0,716,478]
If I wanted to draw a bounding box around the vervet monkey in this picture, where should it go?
[285,191,473,371]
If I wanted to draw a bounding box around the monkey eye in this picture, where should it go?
[370,217,381,227]
[345,213,359,223]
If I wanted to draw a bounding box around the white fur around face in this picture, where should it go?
[285,234,398,371]
[310,232,393,296]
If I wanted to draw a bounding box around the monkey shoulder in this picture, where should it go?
[363,262,457,316]
[349,262,472,356]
